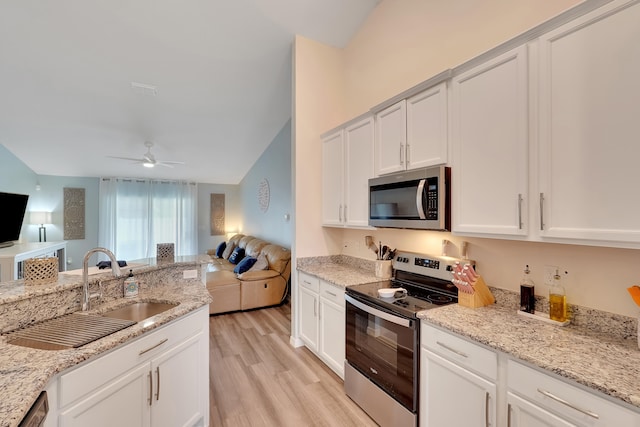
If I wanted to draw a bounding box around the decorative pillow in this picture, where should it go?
[215,241,227,258]
[248,253,269,271]
[221,242,236,260]
[228,247,245,265]
[233,256,257,274]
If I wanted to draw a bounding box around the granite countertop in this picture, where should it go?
[297,255,380,287]
[0,258,212,427]
[297,255,640,412]
[419,302,640,410]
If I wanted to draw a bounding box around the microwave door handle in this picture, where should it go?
[345,295,412,328]
[416,179,427,219]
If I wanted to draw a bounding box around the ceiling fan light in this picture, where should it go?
[143,162,155,168]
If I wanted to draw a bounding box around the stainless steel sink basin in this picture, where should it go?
[101,302,178,322]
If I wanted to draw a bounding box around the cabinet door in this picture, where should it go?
[420,349,496,427]
[375,101,407,175]
[322,130,344,226]
[151,333,205,427]
[344,116,374,227]
[319,287,345,378]
[406,82,448,169]
[299,286,319,351]
[508,392,577,427]
[59,363,151,427]
[537,0,640,245]
[451,45,529,236]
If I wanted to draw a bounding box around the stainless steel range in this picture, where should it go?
[344,251,470,427]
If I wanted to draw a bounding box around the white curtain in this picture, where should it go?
[99,178,198,261]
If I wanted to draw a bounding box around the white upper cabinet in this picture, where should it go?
[406,82,448,169]
[375,101,407,175]
[321,130,344,226]
[322,115,374,228]
[536,0,640,246]
[451,45,529,236]
[375,82,448,176]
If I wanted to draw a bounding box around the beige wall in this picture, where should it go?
[293,0,640,317]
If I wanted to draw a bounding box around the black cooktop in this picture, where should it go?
[346,272,458,318]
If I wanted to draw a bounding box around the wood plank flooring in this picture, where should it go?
[209,302,378,426]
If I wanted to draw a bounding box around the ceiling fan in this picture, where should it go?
[108,141,184,168]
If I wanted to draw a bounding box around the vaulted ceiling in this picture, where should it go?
[0,0,379,184]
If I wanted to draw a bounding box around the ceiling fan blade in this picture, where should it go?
[157,160,185,165]
[157,162,175,168]
[107,156,145,163]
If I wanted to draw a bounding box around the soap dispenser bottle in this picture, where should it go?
[520,265,535,313]
[123,269,138,298]
[549,269,567,322]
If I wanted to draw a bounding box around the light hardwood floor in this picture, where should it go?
[209,302,378,426]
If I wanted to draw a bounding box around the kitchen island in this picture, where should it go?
[0,255,212,427]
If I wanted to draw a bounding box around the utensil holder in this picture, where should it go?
[457,276,495,308]
[375,260,392,279]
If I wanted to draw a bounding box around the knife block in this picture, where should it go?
[457,276,495,308]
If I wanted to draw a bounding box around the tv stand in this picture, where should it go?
[0,242,66,282]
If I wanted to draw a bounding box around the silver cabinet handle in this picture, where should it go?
[344,205,347,223]
[485,392,490,427]
[139,338,168,356]
[325,290,337,297]
[155,367,161,401]
[313,298,317,317]
[406,144,410,166]
[399,144,404,165]
[518,193,523,229]
[539,193,545,230]
[436,341,468,358]
[507,403,512,427]
[148,371,153,406]
[338,205,343,222]
[537,388,599,419]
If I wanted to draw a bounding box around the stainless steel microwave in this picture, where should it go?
[368,166,450,230]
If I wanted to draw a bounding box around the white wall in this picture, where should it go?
[239,120,292,248]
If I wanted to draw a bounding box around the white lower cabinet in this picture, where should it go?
[507,360,640,427]
[298,272,345,378]
[420,323,497,427]
[46,306,209,427]
[420,322,640,427]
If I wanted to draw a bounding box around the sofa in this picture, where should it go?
[205,234,291,315]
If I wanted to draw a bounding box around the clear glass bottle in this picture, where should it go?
[520,265,535,313]
[549,269,567,322]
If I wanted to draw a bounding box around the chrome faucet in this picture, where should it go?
[82,247,121,311]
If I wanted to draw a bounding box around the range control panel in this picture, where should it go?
[393,251,474,281]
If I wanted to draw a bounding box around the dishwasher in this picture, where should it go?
[19,391,48,427]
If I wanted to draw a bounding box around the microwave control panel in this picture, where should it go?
[426,177,438,220]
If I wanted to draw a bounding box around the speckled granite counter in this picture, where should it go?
[0,255,212,427]
[419,299,640,411]
[297,255,380,287]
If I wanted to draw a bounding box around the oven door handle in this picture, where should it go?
[345,294,413,328]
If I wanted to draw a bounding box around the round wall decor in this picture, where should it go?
[258,178,270,213]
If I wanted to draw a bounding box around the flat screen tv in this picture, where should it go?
[0,191,29,248]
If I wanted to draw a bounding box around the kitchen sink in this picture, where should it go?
[101,301,178,322]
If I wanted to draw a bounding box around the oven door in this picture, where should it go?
[345,294,418,411]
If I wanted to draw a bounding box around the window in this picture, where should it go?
[99,178,197,261]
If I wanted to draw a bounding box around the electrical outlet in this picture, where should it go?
[544,265,558,286]
[183,269,197,279]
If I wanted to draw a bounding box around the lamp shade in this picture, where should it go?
[30,211,52,225]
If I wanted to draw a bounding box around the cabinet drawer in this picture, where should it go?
[320,281,344,305]
[421,323,497,381]
[508,359,640,426]
[299,272,319,293]
[58,307,207,408]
